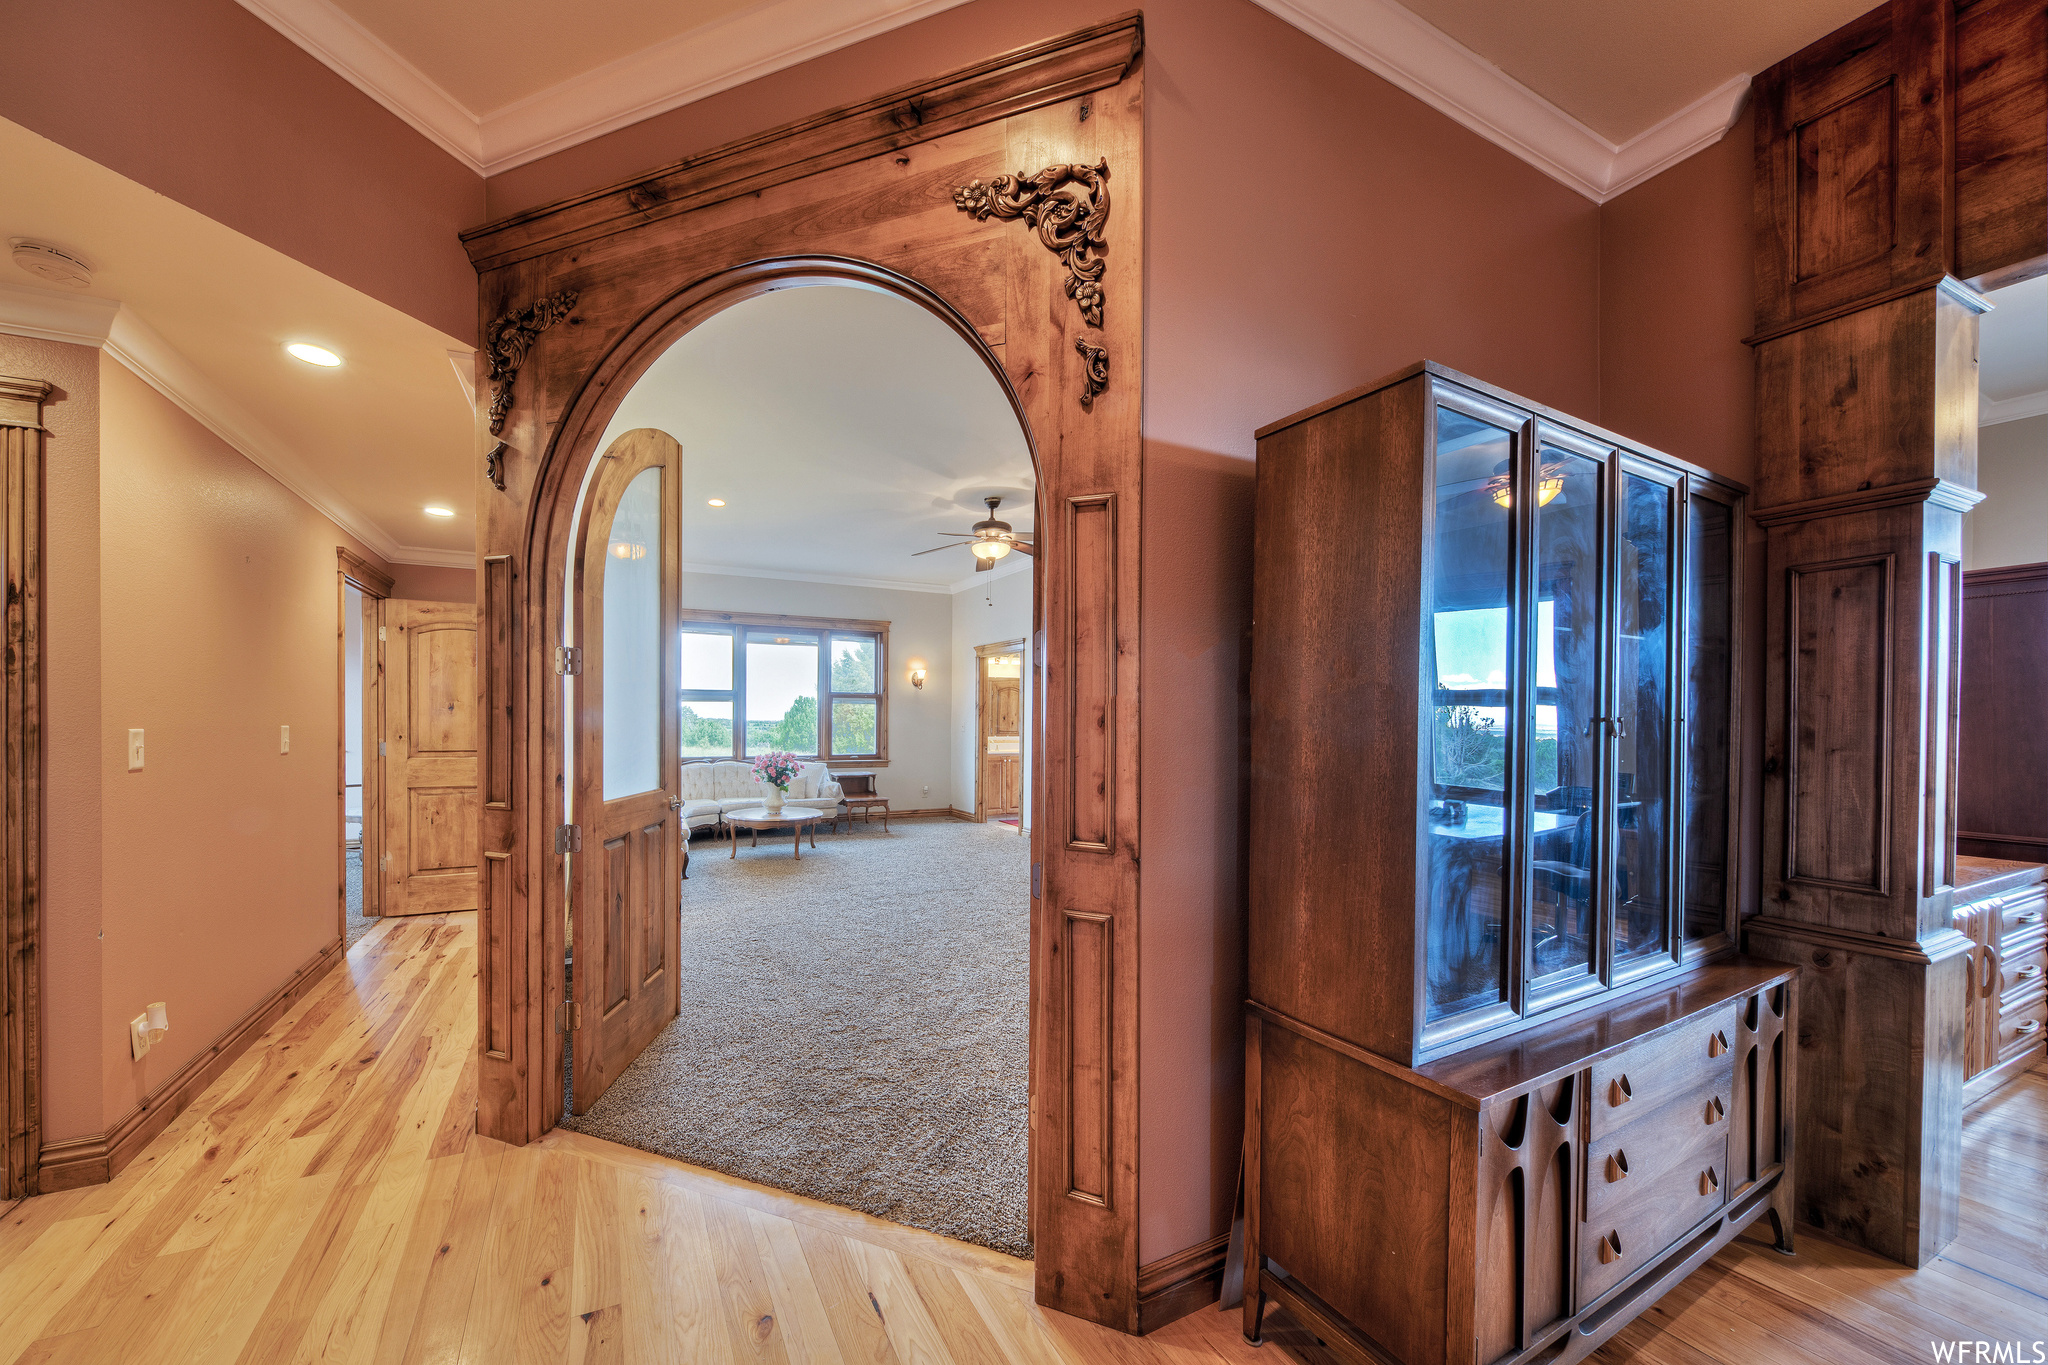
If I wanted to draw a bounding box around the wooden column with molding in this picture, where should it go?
[1743,0,2044,1267]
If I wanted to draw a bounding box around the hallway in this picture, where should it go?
[0,914,2040,1363]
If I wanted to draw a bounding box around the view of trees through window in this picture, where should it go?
[677,620,884,761]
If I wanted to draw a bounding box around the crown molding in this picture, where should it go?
[235,0,484,172]
[1982,388,2048,427]
[680,559,956,595]
[0,280,427,565]
[235,0,977,178]
[1247,0,1748,203]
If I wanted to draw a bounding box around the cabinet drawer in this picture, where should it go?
[1996,888,2047,937]
[1581,1127,1728,1304]
[1999,937,2046,1008]
[1996,988,2046,1062]
[1585,1080,1735,1221]
[1589,1014,1737,1139]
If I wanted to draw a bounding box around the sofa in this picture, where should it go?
[676,760,845,835]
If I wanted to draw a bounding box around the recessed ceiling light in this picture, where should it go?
[286,343,342,367]
[707,498,726,507]
[423,506,455,518]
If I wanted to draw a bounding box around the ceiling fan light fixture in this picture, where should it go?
[970,538,1012,562]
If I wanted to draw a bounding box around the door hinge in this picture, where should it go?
[554,645,582,676]
[1031,861,1042,900]
[378,741,387,757]
[556,824,582,854]
[557,1000,581,1032]
[377,625,387,641]
[378,852,389,872]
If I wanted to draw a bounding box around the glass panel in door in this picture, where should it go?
[602,467,663,798]
[1683,495,1735,942]
[1529,447,1603,986]
[1615,473,1674,967]
[1425,407,1518,1024]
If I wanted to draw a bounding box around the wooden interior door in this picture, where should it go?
[978,642,1023,822]
[379,599,480,916]
[570,429,682,1115]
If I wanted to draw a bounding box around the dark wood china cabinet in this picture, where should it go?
[1243,363,1795,1365]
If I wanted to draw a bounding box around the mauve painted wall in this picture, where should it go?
[391,564,477,604]
[493,0,1611,1263]
[0,0,482,343]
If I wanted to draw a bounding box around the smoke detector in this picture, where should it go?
[9,239,93,289]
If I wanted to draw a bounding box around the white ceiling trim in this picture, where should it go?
[239,0,1744,196]
[235,0,485,173]
[1247,0,1750,203]
[0,281,466,569]
[1982,389,2048,427]
[235,0,976,179]
[680,559,953,595]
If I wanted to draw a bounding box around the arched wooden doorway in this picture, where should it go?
[460,18,1146,1327]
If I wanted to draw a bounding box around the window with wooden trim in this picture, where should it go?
[677,611,889,763]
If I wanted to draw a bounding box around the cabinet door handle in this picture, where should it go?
[1708,1030,1729,1057]
[1704,1095,1725,1125]
[1609,1074,1633,1107]
[1606,1150,1630,1182]
[1597,1232,1623,1264]
[1700,1167,1719,1196]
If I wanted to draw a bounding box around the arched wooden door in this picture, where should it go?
[569,428,683,1113]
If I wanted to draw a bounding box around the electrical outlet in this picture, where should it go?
[280,725,290,754]
[129,1012,151,1060]
[127,728,144,771]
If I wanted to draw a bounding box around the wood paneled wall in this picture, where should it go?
[458,19,1147,1327]
[0,376,47,1203]
[1744,0,2046,1268]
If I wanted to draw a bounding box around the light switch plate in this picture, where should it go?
[280,725,290,754]
[127,728,144,771]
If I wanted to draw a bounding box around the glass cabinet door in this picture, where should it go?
[1527,438,1606,998]
[1615,465,1679,974]
[1682,486,1738,947]
[1424,404,1521,1027]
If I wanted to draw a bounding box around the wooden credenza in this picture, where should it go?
[1956,857,2048,1105]
[1246,964,1797,1365]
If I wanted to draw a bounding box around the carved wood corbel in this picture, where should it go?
[484,441,510,492]
[1075,338,1108,410]
[954,160,1111,408]
[484,289,579,438]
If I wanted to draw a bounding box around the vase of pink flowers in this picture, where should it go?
[751,750,804,813]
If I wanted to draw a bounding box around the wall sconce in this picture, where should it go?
[909,660,928,690]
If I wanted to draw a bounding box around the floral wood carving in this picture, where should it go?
[953,159,1109,328]
[484,289,578,437]
[1075,338,1108,410]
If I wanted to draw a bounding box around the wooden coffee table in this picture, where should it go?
[724,805,829,859]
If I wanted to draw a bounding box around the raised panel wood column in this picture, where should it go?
[1745,0,2048,1266]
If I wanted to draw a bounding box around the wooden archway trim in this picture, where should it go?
[462,21,1146,1328]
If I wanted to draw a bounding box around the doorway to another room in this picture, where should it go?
[556,278,1038,1257]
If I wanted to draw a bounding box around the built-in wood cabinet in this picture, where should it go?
[1243,363,1792,1365]
[1956,858,2048,1104]
[1958,563,2048,863]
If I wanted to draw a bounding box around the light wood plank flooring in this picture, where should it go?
[0,910,2041,1364]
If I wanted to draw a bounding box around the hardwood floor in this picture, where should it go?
[0,911,2041,1364]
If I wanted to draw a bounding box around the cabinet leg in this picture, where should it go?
[1766,1180,1796,1256]
[1243,1285,1266,1347]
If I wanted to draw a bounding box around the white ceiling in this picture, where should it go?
[0,117,475,566]
[597,283,1033,592]
[1981,275,2048,426]
[237,0,1835,199]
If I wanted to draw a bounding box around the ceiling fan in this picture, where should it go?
[912,496,1035,571]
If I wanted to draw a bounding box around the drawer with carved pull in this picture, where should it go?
[1588,1013,1736,1140]
[1580,1126,1729,1304]
[1585,1076,1734,1221]
[1996,988,2046,1063]
[1997,888,2047,938]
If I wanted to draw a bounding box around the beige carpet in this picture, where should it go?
[559,816,1033,1256]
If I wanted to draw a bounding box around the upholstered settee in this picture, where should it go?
[675,761,845,834]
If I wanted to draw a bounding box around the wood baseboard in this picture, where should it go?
[1137,1232,1231,1333]
[37,937,346,1193]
